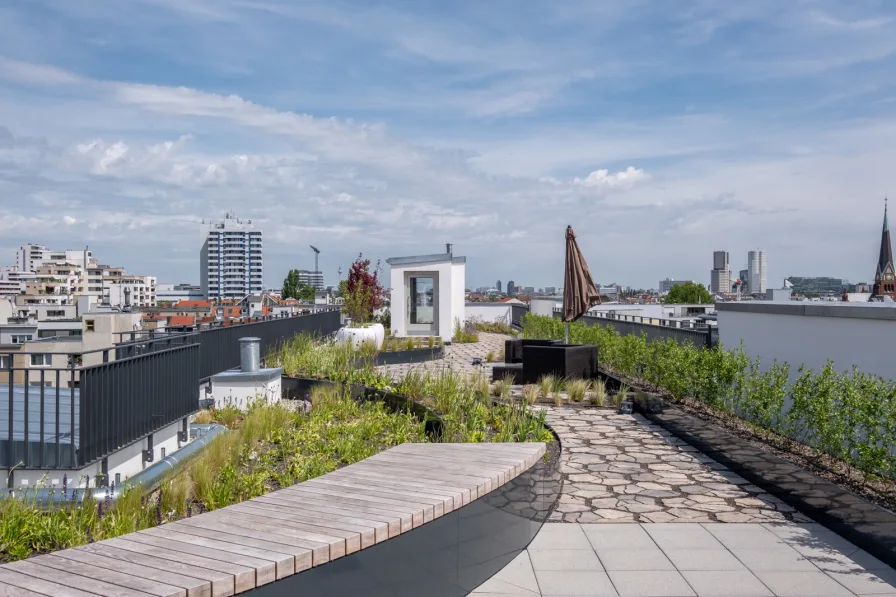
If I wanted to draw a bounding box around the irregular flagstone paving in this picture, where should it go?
[378,331,509,380]
[539,406,814,524]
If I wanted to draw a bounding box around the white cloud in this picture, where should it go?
[0,57,86,86]
[63,215,77,225]
[573,166,648,189]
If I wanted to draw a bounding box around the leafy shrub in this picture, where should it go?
[523,313,896,479]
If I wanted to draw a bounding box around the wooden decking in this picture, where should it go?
[0,442,546,597]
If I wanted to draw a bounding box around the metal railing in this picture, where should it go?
[116,309,342,381]
[2,341,199,470]
[511,304,530,329]
[552,307,715,348]
[3,309,342,471]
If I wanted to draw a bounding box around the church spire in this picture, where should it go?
[879,198,893,276]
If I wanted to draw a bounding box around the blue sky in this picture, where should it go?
[1,0,895,289]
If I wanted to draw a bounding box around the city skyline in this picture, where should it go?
[1,2,895,288]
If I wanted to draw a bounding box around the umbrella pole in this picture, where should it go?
[565,321,569,344]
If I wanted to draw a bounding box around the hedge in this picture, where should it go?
[523,314,896,479]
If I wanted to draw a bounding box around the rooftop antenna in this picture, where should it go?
[309,245,320,274]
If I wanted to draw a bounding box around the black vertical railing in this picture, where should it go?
[2,309,342,470]
[510,304,529,329]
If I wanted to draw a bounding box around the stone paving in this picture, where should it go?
[472,523,896,596]
[540,406,812,524]
[378,332,508,380]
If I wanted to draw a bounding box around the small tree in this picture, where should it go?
[282,269,316,301]
[665,281,713,304]
[344,254,384,324]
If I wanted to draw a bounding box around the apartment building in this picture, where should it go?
[200,213,264,301]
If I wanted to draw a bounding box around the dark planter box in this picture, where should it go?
[522,344,598,383]
[492,363,524,384]
[374,345,444,366]
[281,377,365,401]
[504,339,560,364]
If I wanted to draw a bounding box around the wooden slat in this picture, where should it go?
[0,583,45,597]
[57,548,211,597]
[176,513,329,567]
[248,494,391,542]
[0,568,102,597]
[282,485,423,530]
[32,554,186,597]
[124,533,275,587]
[260,492,403,538]
[197,510,347,561]
[0,442,546,597]
[162,520,314,572]
[78,543,231,597]
[139,526,295,580]
[103,536,253,594]
[3,560,152,597]
[226,503,364,553]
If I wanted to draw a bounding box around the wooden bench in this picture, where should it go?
[0,442,546,597]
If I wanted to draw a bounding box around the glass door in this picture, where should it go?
[410,277,434,325]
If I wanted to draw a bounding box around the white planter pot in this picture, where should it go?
[335,323,385,349]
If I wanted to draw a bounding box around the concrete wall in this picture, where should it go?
[465,303,512,325]
[3,419,185,489]
[530,297,562,317]
[717,302,896,381]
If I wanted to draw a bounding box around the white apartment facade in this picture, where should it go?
[747,250,768,295]
[200,214,264,301]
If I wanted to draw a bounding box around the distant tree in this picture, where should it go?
[281,269,315,301]
[664,281,713,304]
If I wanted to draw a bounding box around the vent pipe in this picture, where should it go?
[239,337,260,372]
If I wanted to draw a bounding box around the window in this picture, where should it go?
[85,320,95,332]
[0,356,8,369]
[30,354,49,367]
[11,334,32,344]
[47,310,65,317]
[29,381,51,387]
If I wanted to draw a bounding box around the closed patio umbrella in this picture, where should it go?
[563,225,601,343]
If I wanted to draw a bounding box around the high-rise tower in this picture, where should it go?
[200,213,263,301]
[747,250,767,295]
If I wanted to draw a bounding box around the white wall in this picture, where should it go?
[465,304,511,325]
[210,376,282,410]
[390,259,464,342]
[2,419,186,489]
[530,297,562,317]
[451,262,466,335]
[718,306,896,382]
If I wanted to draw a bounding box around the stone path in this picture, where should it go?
[472,522,896,596]
[379,332,509,380]
[540,406,811,524]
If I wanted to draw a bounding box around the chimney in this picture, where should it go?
[446,243,453,255]
[239,337,260,373]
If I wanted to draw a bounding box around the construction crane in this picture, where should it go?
[309,245,320,274]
